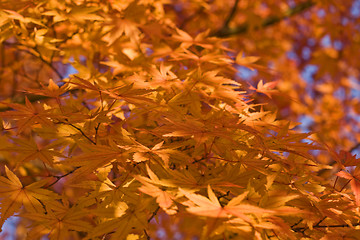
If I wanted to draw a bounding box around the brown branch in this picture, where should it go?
[148,206,160,223]
[46,166,80,188]
[68,123,97,145]
[293,222,360,232]
[143,229,150,240]
[3,41,64,79]
[34,45,64,80]
[339,179,351,192]
[314,217,327,227]
[222,0,240,29]
[213,0,315,37]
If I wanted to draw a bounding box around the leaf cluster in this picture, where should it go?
[0,1,359,239]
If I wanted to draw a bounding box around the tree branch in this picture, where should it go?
[147,206,160,223]
[68,123,97,145]
[293,222,360,232]
[3,41,64,79]
[213,0,315,37]
[222,0,240,29]
[46,166,80,188]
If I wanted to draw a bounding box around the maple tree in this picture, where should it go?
[0,0,359,239]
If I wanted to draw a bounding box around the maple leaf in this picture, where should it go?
[66,75,102,92]
[0,137,65,167]
[0,166,58,230]
[62,143,125,182]
[102,83,155,105]
[103,18,141,45]
[1,0,359,238]
[263,123,318,160]
[327,146,359,169]
[136,165,178,215]
[336,167,360,205]
[24,79,69,100]
[148,63,181,90]
[180,186,229,218]
[249,80,279,99]
[22,200,93,240]
[181,186,277,221]
[0,97,56,133]
[338,151,359,167]
[171,28,214,49]
[67,5,104,22]
[262,216,297,240]
[132,141,175,166]
[235,53,261,70]
[86,202,148,240]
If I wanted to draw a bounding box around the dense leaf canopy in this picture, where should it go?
[0,0,359,239]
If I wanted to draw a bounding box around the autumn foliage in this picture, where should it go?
[0,0,359,239]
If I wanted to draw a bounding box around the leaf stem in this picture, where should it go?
[339,179,351,192]
[46,167,80,188]
[148,206,160,223]
[68,123,97,145]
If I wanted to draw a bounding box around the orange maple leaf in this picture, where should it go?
[180,186,276,221]
[0,137,65,167]
[22,200,92,240]
[0,97,56,133]
[0,166,58,229]
[136,165,177,215]
[24,79,69,99]
[249,80,279,99]
[336,167,360,205]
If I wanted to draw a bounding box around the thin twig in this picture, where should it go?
[339,179,351,192]
[223,0,240,28]
[68,123,97,145]
[148,206,160,223]
[94,123,101,144]
[3,42,64,79]
[46,167,80,188]
[314,217,327,227]
[293,222,360,232]
[143,229,150,240]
